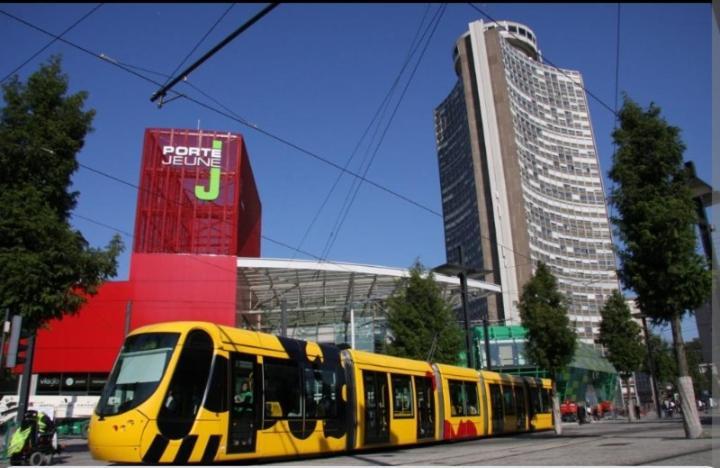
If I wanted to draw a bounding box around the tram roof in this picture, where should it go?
[235,257,501,333]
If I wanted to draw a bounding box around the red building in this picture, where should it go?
[30,129,261,395]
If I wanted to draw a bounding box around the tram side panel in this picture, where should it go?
[89,322,556,465]
[216,333,349,461]
[435,364,486,440]
[527,378,554,431]
[347,350,439,450]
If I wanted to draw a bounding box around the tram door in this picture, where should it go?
[228,354,258,453]
[489,384,504,434]
[362,371,389,444]
[414,376,435,440]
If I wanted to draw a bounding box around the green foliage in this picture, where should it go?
[609,95,711,323]
[385,260,463,365]
[644,334,676,386]
[0,56,124,332]
[518,262,576,375]
[598,291,645,378]
[685,339,709,396]
[645,335,708,396]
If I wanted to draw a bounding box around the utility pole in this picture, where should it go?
[433,246,493,370]
[0,309,9,368]
[457,266,474,369]
[280,299,287,338]
[16,334,36,423]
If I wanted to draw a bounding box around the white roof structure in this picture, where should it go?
[235,257,501,347]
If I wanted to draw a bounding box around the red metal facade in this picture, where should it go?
[32,128,261,374]
[127,253,237,330]
[133,128,261,257]
[34,282,131,373]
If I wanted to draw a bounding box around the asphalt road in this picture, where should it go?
[50,416,718,466]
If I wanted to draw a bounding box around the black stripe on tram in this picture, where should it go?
[201,434,221,464]
[142,434,169,463]
[173,435,198,464]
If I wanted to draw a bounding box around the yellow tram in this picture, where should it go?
[88,321,553,463]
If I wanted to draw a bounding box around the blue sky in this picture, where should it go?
[0,3,713,341]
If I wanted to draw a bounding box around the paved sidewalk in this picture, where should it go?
[49,416,718,466]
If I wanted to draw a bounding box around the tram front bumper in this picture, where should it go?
[88,412,149,463]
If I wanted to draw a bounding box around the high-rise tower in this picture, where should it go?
[434,20,618,342]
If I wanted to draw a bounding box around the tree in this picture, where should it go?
[643,336,708,407]
[609,95,711,438]
[685,339,709,397]
[384,261,463,365]
[598,290,646,422]
[643,334,676,392]
[518,262,576,435]
[0,56,123,333]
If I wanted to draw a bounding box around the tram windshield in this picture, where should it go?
[96,332,179,416]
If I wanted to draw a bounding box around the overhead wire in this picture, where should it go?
[1,6,541,280]
[291,3,434,260]
[0,8,435,218]
[319,3,448,260]
[0,3,104,83]
[162,3,236,88]
[0,5,542,282]
[0,8,441,216]
[151,2,279,104]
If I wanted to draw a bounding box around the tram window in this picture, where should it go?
[541,388,553,413]
[465,383,479,415]
[304,366,338,419]
[489,384,504,420]
[96,332,179,417]
[204,355,228,413]
[158,330,213,439]
[529,386,542,414]
[502,385,516,415]
[264,358,302,419]
[391,375,413,418]
[449,380,479,417]
[514,387,526,416]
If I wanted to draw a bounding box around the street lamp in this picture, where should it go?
[433,246,493,370]
[632,312,663,419]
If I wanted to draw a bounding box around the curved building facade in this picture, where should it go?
[434,20,618,342]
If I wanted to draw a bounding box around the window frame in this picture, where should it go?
[448,379,480,417]
[391,374,414,419]
[502,385,517,416]
[263,357,303,420]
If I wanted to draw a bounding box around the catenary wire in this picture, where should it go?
[14,10,542,278]
[292,3,434,260]
[320,3,448,261]
[151,2,279,104]
[1,7,547,275]
[2,8,586,296]
[0,8,442,218]
[0,3,104,83]
[318,3,443,260]
[162,3,236,88]
[3,7,633,329]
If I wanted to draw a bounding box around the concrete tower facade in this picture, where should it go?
[434,20,618,342]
